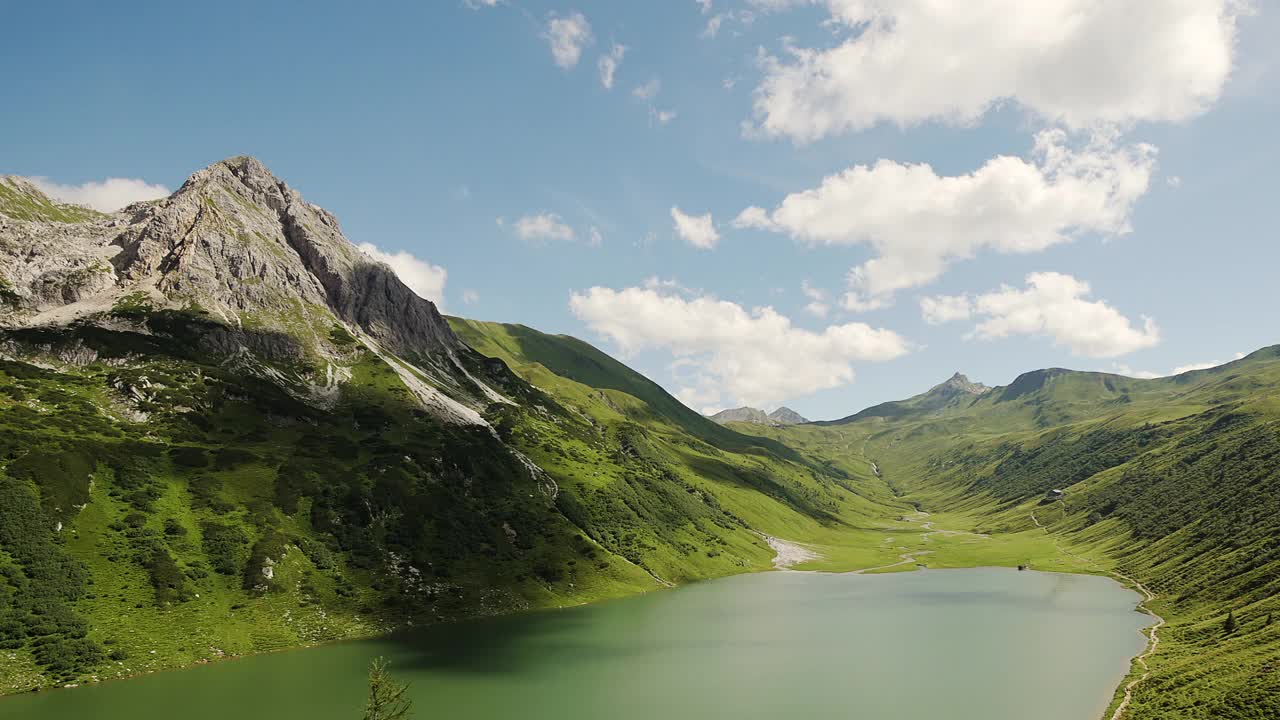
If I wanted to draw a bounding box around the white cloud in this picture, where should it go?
[703,14,726,38]
[588,226,603,247]
[670,206,720,249]
[631,78,676,125]
[734,130,1155,308]
[695,0,713,13]
[32,177,170,212]
[1166,175,1183,188]
[462,289,480,305]
[598,43,625,89]
[651,108,678,126]
[569,284,909,407]
[632,78,660,101]
[1118,351,1247,378]
[546,12,593,69]
[749,0,1248,143]
[514,213,576,243]
[357,243,448,307]
[932,272,1158,357]
[801,280,829,317]
[463,0,500,8]
[1111,365,1162,380]
[919,294,972,325]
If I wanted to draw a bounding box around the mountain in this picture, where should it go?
[820,372,989,424]
[4,159,1276,718]
[709,406,775,425]
[776,351,1280,719]
[768,407,809,425]
[0,159,897,692]
[708,406,810,426]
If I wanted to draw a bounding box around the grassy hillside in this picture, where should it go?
[0,310,664,691]
[3,293,1274,719]
[757,346,1280,720]
[0,311,914,693]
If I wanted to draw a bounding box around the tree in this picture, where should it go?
[1267,613,1274,627]
[1224,610,1237,634]
[363,657,413,720]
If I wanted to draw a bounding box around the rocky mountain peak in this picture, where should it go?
[768,406,809,425]
[1,156,505,423]
[932,372,989,397]
[709,406,774,426]
[709,406,810,426]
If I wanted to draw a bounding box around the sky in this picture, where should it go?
[3,0,1279,420]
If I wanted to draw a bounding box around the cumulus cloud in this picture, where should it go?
[749,0,1248,143]
[588,226,603,247]
[801,280,829,317]
[929,272,1158,357]
[463,0,500,8]
[670,207,720,249]
[1116,351,1247,378]
[357,243,448,307]
[569,284,910,408]
[734,130,1155,308]
[514,213,576,243]
[462,289,480,305]
[598,43,625,89]
[919,294,972,325]
[32,177,170,212]
[546,11,593,69]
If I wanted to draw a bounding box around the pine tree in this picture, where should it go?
[364,657,414,720]
[1224,610,1237,634]
[1267,613,1274,627]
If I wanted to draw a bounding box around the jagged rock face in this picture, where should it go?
[768,406,809,425]
[0,157,500,421]
[110,157,460,360]
[0,178,120,313]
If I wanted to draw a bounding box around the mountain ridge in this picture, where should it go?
[708,405,809,426]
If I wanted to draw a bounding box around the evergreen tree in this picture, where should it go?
[363,657,414,720]
[1267,613,1273,627]
[1224,610,1237,634]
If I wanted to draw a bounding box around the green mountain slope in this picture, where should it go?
[771,348,1280,720]
[0,165,908,694]
[3,160,1274,719]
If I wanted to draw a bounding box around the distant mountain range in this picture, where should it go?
[709,406,810,426]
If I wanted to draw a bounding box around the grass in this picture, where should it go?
[0,178,103,224]
[0,306,1275,719]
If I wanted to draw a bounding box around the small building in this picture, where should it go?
[1045,489,1065,501]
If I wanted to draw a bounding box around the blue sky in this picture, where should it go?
[3,1,1279,420]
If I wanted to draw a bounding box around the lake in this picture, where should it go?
[0,567,1151,720]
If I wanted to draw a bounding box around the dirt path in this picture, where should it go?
[852,549,934,574]
[1029,509,1164,720]
[852,511,986,574]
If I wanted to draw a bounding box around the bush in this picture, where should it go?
[200,522,250,576]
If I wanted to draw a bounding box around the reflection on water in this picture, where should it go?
[0,568,1151,720]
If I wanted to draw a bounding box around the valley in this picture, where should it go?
[1,161,1276,719]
